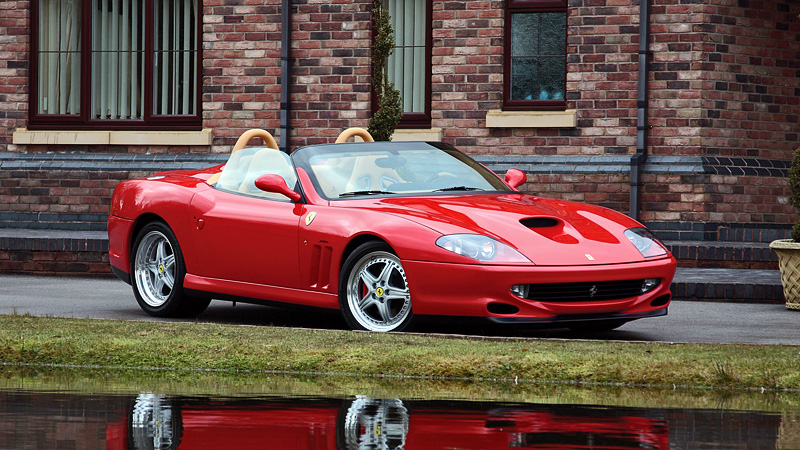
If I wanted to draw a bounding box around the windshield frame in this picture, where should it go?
[290,141,514,201]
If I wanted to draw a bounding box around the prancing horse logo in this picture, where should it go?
[589,285,598,298]
[305,211,317,226]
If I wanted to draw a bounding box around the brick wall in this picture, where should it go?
[431,0,504,150]
[204,0,373,150]
[640,0,800,232]
[291,0,373,146]
[430,0,642,159]
[0,1,29,151]
[0,168,127,229]
[203,1,283,150]
[0,0,798,238]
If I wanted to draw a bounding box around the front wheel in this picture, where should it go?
[131,222,211,318]
[339,242,414,332]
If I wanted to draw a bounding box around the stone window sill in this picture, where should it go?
[12,128,213,146]
[485,110,577,128]
[390,128,443,142]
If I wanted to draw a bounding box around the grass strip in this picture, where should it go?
[3,367,800,413]
[0,315,798,390]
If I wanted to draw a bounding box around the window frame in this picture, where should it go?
[374,0,432,129]
[503,0,568,112]
[29,0,203,131]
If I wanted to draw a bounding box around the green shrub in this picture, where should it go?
[368,0,402,142]
[789,148,800,241]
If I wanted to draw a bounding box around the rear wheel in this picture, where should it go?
[339,242,414,332]
[131,222,211,317]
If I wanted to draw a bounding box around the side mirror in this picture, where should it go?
[505,169,526,190]
[254,174,302,202]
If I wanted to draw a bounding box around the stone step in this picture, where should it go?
[0,228,110,275]
[671,267,784,304]
[664,240,778,270]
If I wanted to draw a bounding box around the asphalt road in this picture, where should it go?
[2,274,798,345]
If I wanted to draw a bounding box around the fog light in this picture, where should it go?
[641,278,660,293]
[510,284,529,299]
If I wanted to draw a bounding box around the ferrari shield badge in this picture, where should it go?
[305,211,317,226]
[585,254,595,261]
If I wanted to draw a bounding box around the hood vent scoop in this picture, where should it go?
[522,217,579,244]
[521,217,559,228]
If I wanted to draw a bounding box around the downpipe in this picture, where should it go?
[279,0,292,153]
[630,0,651,221]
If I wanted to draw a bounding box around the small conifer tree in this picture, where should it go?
[368,0,402,142]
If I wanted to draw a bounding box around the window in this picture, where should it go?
[504,0,567,111]
[31,0,201,130]
[384,0,431,128]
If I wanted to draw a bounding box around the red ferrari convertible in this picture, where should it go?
[108,128,676,332]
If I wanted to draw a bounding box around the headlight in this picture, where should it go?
[624,228,668,258]
[436,234,530,263]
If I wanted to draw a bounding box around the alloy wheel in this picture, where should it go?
[345,251,412,332]
[133,230,176,308]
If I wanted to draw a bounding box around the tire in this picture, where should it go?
[339,242,414,332]
[130,222,211,318]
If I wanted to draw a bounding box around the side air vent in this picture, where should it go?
[520,217,559,228]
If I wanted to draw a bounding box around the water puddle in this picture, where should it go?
[1,385,799,449]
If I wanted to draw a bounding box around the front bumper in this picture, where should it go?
[487,306,667,325]
[402,256,676,322]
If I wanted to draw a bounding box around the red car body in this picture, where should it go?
[108,134,676,332]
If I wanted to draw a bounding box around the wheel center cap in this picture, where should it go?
[375,287,384,297]
[158,264,165,274]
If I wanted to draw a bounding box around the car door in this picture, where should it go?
[188,187,303,289]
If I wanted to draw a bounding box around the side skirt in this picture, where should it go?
[183,288,340,314]
[182,274,340,310]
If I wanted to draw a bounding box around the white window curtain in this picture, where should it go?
[90,0,196,120]
[39,0,81,115]
[385,0,426,114]
[153,0,198,116]
[92,0,145,120]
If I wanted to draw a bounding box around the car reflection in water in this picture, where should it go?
[109,395,670,450]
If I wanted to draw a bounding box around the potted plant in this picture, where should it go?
[771,147,800,310]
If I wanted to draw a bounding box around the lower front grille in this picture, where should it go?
[522,279,651,303]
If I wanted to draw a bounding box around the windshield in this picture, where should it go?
[291,141,511,200]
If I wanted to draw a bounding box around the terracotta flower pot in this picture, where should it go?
[770,239,800,310]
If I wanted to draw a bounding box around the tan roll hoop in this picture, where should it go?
[335,127,375,144]
[232,129,279,154]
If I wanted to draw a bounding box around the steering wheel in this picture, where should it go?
[424,172,457,183]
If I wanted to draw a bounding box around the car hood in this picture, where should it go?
[346,194,654,266]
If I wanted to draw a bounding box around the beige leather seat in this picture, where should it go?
[237,148,297,199]
[216,153,254,192]
[344,155,401,193]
